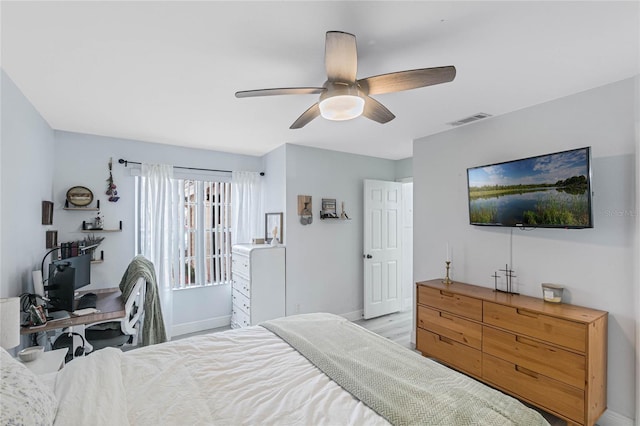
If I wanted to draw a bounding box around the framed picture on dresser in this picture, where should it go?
[265,212,283,244]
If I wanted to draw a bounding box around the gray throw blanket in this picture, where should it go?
[119,255,167,346]
[262,313,549,426]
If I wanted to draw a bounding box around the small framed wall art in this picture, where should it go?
[66,186,94,207]
[42,201,54,225]
[265,212,284,244]
[298,195,313,225]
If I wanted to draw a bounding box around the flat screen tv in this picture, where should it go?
[467,147,593,228]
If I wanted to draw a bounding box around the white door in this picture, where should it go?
[363,179,402,319]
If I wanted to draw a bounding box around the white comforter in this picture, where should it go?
[50,326,389,425]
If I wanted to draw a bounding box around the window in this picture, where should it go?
[136,176,232,289]
[179,179,232,288]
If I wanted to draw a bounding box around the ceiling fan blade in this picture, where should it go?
[362,96,395,124]
[290,103,321,129]
[359,66,456,95]
[235,87,325,98]
[325,31,358,83]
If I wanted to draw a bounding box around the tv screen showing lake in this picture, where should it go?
[467,147,592,228]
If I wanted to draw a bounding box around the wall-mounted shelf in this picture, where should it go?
[90,250,105,263]
[64,207,99,211]
[320,211,351,221]
[81,220,123,232]
[320,199,350,220]
[54,246,104,262]
[64,199,100,210]
[59,195,113,263]
[91,252,104,263]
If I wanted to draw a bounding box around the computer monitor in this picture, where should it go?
[46,254,91,312]
[51,253,91,290]
[46,266,76,312]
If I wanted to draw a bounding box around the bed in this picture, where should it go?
[2,313,549,425]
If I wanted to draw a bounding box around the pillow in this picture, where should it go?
[0,347,58,426]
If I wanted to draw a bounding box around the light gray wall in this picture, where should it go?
[395,157,413,181]
[401,182,414,311]
[52,131,263,334]
[0,70,55,298]
[635,75,640,426]
[413,77,638,421]
[283,144,397,317]
[262,144,286,237]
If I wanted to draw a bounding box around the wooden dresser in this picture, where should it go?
[416,279,607,426]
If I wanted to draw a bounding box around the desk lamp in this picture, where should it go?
[0,297,20,350]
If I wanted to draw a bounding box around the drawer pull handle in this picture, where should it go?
[515,336,538,348]
[440,290,455,298]
[439,312,454,321]
[515,365,539,379]
[516,308,538,319]
[438,335,454,345]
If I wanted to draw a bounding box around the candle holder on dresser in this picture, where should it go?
[442,261,452,285]
[492,264,519,295]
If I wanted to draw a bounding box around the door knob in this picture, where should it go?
[365,254,373,259]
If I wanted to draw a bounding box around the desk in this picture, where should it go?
[21,288,125,335]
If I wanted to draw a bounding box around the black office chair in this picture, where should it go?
[85,277,145,352]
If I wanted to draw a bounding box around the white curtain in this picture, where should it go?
[139,163,177,340]
[231,171,264,245]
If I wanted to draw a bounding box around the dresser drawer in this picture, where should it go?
[483,302,586,352]
[483,326,585,389]
[417,306,481,350]
[483,354,584,424]
[231,305,250,328]
[416,328,481,378]
[232,288,251,315]
[417,286,482,321]
[232,275,251,298]
[231,254,250,278]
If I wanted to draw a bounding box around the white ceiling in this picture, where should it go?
[2,1,638,160]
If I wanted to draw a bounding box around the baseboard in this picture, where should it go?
[172,315,231,337]
[340,309,363,322]
[597,409,634,426]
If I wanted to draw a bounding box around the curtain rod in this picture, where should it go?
[118,158,265,176]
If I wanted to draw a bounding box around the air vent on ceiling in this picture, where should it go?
[448,113,492,127]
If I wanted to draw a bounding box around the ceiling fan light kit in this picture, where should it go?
[235,31,456,129]
[319,84,365,121]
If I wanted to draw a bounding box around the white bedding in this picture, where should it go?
[51,325,388,425]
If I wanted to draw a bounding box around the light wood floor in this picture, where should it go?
[353,309,414,349]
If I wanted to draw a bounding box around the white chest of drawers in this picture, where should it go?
[231,244,286,328]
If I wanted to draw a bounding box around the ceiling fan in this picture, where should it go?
[235,31,456,129]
